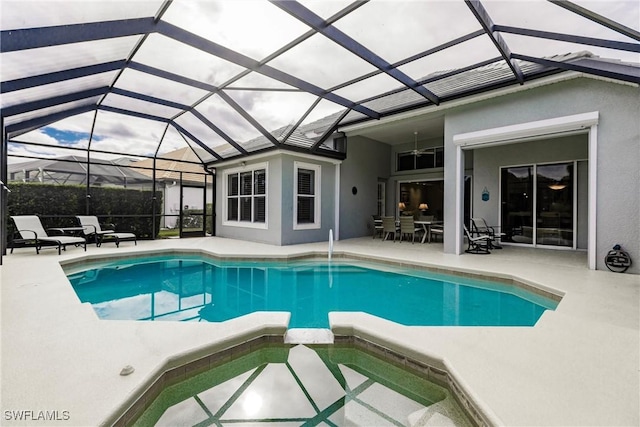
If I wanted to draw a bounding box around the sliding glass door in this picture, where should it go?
[501,166,534,244]
[501,162,575,248]
[536,163,574,247]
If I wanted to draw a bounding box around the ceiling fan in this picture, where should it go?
[410,131,430,156]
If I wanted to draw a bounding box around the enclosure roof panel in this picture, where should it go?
[1,0,638,165]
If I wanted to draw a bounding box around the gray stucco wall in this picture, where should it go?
[216,154,338,246]
[280,154,337,245]
[444,76,640,273]
[215,155,283,245]
[339,136,391,239]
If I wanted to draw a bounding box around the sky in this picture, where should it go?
[2,0,639,163]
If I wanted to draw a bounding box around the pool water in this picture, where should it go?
[132,344,473,427]
[66,256,557,328]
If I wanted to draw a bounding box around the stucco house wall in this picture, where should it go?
[338,136,391,239]
[444,76,640,273]
[215,153,338,246]
[280,154,338,245]
[215,154,283,245]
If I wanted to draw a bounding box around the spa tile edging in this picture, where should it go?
[112,333,486,427]
[108,334,285,427]
[334,334,493,427]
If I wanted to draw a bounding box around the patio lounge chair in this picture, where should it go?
[464,225,492,254]
[10,215,86,255]
[77,216,137,248]
[471,217,505,249]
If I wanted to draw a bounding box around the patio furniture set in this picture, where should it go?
[373,215,503,254]
[372,215,444,244]
[9,215,136,255]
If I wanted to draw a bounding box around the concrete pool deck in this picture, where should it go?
[1,236,638,426]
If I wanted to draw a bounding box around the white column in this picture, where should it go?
[455,145,464,255]
[588,124,598,270]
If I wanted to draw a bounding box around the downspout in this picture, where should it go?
[209,167,216,236]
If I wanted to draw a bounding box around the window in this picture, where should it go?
[294,162,321,229]
[225,165,267,227]
[377,180,386,217]
[397,147,444,171]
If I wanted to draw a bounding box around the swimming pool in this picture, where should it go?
[66,255,558,328]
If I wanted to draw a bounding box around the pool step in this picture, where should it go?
[284,328,334,344]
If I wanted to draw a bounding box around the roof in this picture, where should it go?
[131,147,209,183]
[7,155,151,185]
[1,1,639,167]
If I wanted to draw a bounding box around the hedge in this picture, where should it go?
[6,183,162,240]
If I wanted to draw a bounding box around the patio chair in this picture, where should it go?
[471,217,505,249]
[463,225,492,254]
[77,216,137,248]
[399,216,421,243]
[371,215,384,239]
[10,215,86,255]
[381,216,399,241]
[430,224,444,242]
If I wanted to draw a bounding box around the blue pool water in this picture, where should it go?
[66,256,558,328]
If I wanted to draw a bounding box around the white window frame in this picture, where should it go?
[222,162,268,229]
[294,161,321,230]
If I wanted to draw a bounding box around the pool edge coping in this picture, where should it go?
[60,247,565,305]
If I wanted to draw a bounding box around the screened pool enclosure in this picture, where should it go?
[1,0,639,262]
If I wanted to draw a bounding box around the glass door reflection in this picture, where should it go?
[501,166,534,244]
[536,163,574,247]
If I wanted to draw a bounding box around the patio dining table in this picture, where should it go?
[373,218,442,243]
[415,220,443,243]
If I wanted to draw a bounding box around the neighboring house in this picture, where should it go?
[7,155,150,187]
[131,147,213,229]
[212,54,640,273]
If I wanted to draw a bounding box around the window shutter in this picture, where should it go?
[297,169,314,195]
[254,197,266,222]
[254,169,266,195]
[240,171,252,195]
[297,197,314,223]
[228,174,239,196]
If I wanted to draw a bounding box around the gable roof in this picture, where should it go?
[131,147,208,184]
